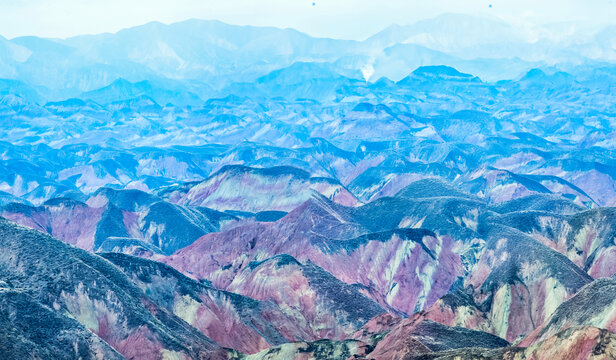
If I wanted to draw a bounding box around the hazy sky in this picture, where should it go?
[1,0,615,40]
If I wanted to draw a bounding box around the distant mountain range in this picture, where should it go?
[1,14,615,101]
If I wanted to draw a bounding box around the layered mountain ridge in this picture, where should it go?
[2,14,616,360]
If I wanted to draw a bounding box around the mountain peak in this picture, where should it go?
[412,65,472,78]
[522,68,547,80]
